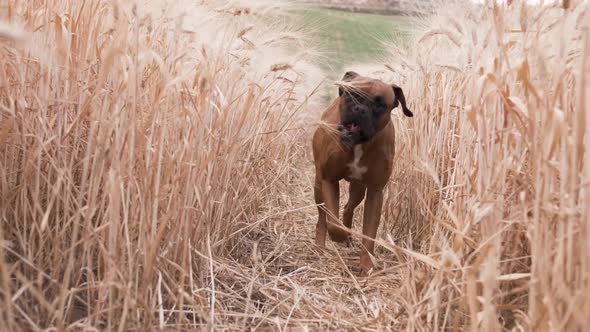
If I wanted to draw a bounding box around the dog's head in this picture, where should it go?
[336,71,413,146]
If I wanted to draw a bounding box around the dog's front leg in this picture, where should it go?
[315,179,339,247]
[322,179,348,243]
[314,177,327,247]
[360,186,384,275]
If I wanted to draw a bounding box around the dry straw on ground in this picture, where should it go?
[0,0,588,331]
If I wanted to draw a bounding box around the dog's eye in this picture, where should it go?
[346,93,366,105]
[372,96,387,114]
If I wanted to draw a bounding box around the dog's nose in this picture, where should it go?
[353,105,368,115]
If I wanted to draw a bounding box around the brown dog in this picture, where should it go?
[312,71,413,275]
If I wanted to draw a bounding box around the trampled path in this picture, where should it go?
[210,148,407,330]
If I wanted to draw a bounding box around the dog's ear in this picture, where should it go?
[339,71,359,96]
[342,71,359,81]
[392,84,413,117]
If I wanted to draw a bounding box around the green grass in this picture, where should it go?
[296,6,412,74]
[289,6,412,101]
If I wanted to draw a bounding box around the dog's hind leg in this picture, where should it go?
[343,182,366,229]
[314,177,327,247]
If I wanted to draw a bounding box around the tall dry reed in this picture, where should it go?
[2,0,589,330]
[0,0,321,329]
[360,0,590,330]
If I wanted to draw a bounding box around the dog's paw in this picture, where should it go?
[360,253,376,277]
[360,267,374,277]
[345,236,353,248]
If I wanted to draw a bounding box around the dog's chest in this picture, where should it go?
[346,145,368,180]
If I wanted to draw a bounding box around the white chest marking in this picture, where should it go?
[347,145,368,180]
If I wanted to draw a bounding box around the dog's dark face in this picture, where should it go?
[337,71,413,146]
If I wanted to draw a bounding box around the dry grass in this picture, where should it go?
[0,0,589,330]
[360,0,590,330]
[0,0,322,329]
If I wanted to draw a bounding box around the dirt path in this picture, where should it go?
[209,146,407,330]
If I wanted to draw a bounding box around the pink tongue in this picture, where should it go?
[348,123,360,134]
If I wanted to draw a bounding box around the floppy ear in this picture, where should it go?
[392,84,413,117]
[342,71,359,81]
[339,71,359,96]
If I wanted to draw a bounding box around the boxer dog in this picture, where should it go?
[312,71,413,275]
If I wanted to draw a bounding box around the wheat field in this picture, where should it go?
[0,0,588,330]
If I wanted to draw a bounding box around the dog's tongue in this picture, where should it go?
[347,123,360,134]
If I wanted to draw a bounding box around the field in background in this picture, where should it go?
[295,6,411,71]
[1,0,589,330]
[292,6,412,100]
